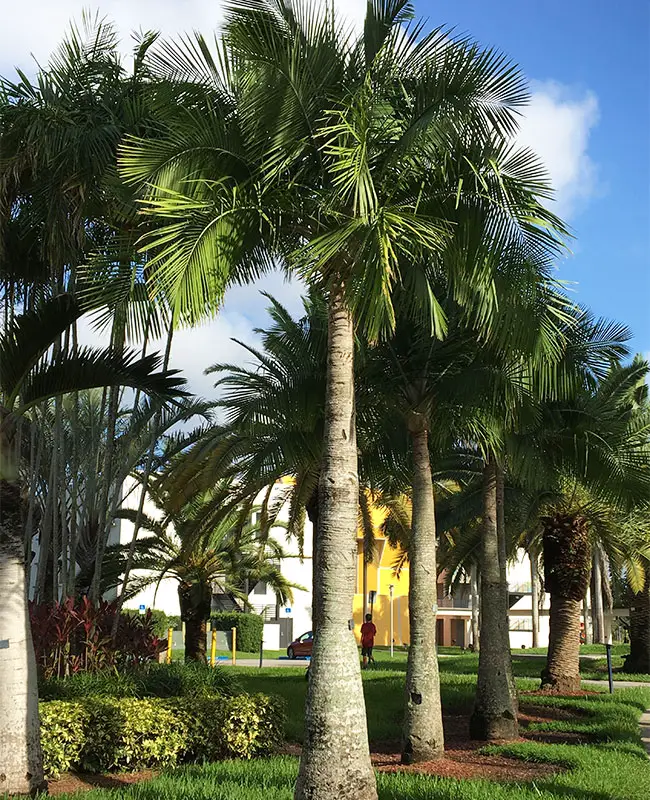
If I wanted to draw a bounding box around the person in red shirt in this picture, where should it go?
[360,614,377,669]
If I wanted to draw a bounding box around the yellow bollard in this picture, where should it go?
[231,626,237,666]
[166,627,173,664]
[210,629,217,667]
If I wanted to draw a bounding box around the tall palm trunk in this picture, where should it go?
[401,423,443,763]
[295,288,376,800]
[624,570,650,674]
[470,457,518,740]
[0,474,45,794]
[591,545,605,643]
[470,562,480,651]
[530,547,540,649]
[541,512,590,692]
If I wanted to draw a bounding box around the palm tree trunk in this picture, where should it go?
[540,513,590,692]
[295,288,376,800]
[624,571,650,674]
[34,446,56,602]
[184,617,207,663]
[470,562,480,651]
[178,582,211,663]
[470,457,518,740]
[592,546,605,644]
[401,424,444,763]
[530,547,540,649]
[543,595,582,692]
[0,476,46,795]
[90,382,120,602]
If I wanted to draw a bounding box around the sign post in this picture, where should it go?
[210,629,217,667]
[231,626,237,666]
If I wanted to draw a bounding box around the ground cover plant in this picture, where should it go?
[39,663,239,701]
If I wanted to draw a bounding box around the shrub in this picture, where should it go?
[122,608,178,638]
[39,662,239,701]
[30,597,164,679]
[210,612,264,653]
[172,694,285,761]
[39,701,88,777]
[39,693,285,777]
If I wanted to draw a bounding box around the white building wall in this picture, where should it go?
[111,478,181,616]
[506,549,551,649]
[249,483,314,639]
[114,479,314,639]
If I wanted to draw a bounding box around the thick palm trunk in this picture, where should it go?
[543,595,582,692]
[0,479,46,795]
[401,425,443,764]
[530,548,540,649]
[624,571,650,674]
[540,513,590,692]
[470,458,518,740]
[295,289,376,800]
[470,562,480,651]
[178,582,211,663]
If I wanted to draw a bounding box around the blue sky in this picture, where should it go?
[422,0,650,356]
[1,1,648,393]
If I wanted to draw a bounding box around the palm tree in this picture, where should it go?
[509,358,650,692]
[0,294,186,796]
[111,479,296,662]
[119,2,567,793]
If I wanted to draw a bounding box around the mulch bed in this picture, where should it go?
[49,771,158,796]
[48,707,583,795]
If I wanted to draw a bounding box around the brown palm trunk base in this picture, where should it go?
[541,595,582,693]
[184,618,207,663]
[625,574,650,674]
[541,513,590,693]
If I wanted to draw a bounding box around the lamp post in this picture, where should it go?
[389,584,394,658]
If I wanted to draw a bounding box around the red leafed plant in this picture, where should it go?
[29,598,164,679]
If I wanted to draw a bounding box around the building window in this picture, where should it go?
[253,581,267,595]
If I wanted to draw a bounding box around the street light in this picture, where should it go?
[389,584,394,658]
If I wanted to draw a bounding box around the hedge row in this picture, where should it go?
[210,612,264,652]
[40,693,284,778]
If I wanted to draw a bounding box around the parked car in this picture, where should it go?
[287,631,313,659]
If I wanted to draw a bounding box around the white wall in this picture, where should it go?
[112,478,181,616]
[248,484,314,639]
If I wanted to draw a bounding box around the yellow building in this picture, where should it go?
[352,502,410,647]
[352,500,471,649]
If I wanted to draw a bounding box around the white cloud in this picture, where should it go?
[0,1,366,74]
[516,81,600,219]
[77,271,306,400]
